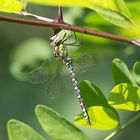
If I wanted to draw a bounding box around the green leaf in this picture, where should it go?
[21,0,28,9]
[28,0,134,28]
[89,0,134,27]
[7,119,45,140]
[74,80,120,130]
[35,105,89,140]
[75,106,119,130]
[9,38,51,81]
[0,0,22,12]
[79,80,108,107]
[132,61,140,84]
[112,58,137,86]
[108,83,140,111]
[28,0,90,7]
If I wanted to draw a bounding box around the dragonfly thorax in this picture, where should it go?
[50,34,69,61]
[53,42,68,61]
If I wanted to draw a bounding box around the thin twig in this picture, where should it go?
[104,113,140,140]
[0,13,139,46]
[122,113,140,129]
[18,11,54,22]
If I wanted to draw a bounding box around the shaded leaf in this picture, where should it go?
[0,0,22,12]
[132,61,140,84]
[35,105,89,140]
[79,80,108,107]
[112,58,137,86]
[109,83,140,111]
[7,119,45,140]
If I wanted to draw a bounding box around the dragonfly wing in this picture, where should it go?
[28,57,66,98]
[71,54,95,74]
[28,58,62,84]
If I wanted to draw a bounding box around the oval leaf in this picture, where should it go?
[7,119,45,140]
[29,0,134,27]
[112,58,137,86]
[75,80,120,130]
[75,106,119,130]
[0,0,22,12]
[9,38,51,81]
[109,83,140,111]
[35,105,89,140]
[132,61,140,84]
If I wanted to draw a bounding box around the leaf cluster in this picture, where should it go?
[7,58,140,140]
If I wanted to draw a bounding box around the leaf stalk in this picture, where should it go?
[104,113,140,140]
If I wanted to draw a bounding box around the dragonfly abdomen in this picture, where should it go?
[64,56,91,125]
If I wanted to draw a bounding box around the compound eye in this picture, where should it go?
[54,40,57,44]
[50,38,53,42]
[50,35,60,46]
[50,35,56,41]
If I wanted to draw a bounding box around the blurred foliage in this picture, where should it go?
[0,0,22,12]
[28,0,134,28]
[1,0,140,140]
[9,38,51,81]
[7,58,140,139]
[8,0,140,83]
[7,119,45,140]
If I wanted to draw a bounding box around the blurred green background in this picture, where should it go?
[0,1,140,140]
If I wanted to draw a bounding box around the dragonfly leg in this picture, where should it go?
[62,30,80,47]
[64,42,80,47]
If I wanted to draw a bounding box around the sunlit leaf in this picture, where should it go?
[112,58,137,86]
[35,105,89,140]
[75,106,119,130]
[109,83,140,111]
[7,119,45,140]
[28,0,89,7]
[89,0,134,27]
[0,0,22,12]
[29,0,134,28]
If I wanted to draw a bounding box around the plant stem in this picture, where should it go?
[18,11,54,22]
[104,113,140,140]
[0,13,139,46]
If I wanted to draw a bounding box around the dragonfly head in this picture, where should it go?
[50,35,60,46]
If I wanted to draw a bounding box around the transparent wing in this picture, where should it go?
[45,60,65,98]
[73,55,95,73]
[27,57,66,97]
[28,57,62,84]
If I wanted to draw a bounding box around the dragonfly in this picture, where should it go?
[29,30,91,125]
